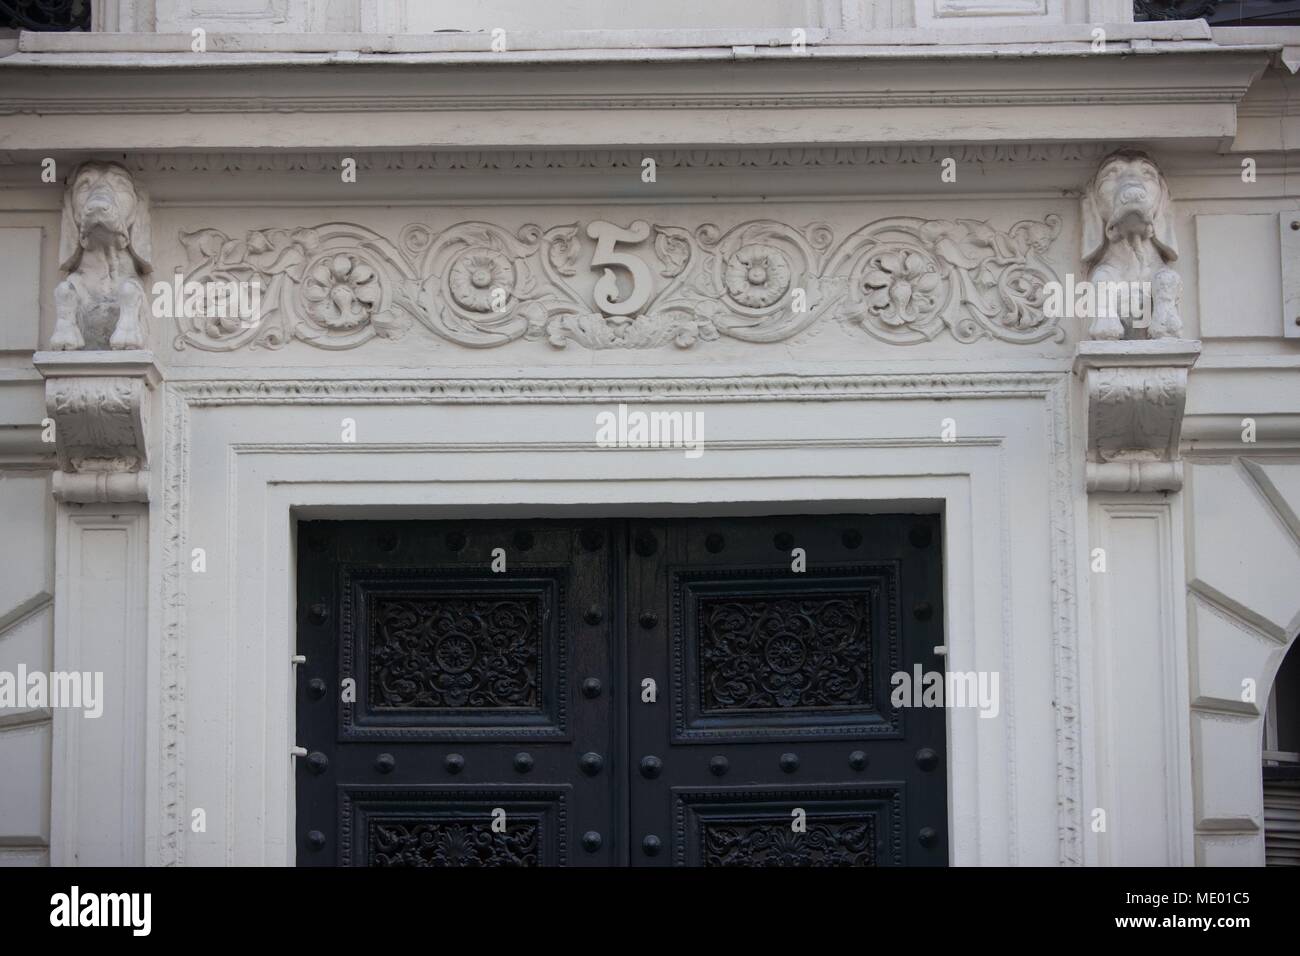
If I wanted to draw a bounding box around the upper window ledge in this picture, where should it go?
[11,21,1217,60]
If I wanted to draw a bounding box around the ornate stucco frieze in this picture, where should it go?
[32,351,161,503]
[174,214,1066,351]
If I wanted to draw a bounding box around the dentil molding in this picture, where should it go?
[1074,339,1202,493]
[32,350,161,503]
[176,214,1066,352]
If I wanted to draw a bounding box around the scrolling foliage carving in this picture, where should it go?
[177,215,1064,351]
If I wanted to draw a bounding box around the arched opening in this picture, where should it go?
[1263,638,1300,865]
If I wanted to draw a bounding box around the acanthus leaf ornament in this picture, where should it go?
[174,215,1065,351]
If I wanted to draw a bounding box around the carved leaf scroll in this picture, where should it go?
[176,215,1065,351]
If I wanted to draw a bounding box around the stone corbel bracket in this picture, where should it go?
[1074,339,1202,493]
[32,350,161,503]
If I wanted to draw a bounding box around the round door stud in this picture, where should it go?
[773,531,794,551]
[913,601,933,622]
[307,677,328,700]
[513,530,534,551]
[639,755,663,779]
[915,747,939,772]
[918,827,938,849]
[848,750,868,771]
[580,527,604,551]
[445,530,467,553]
[709,755,729,777]
[642,835,662,857]
[583,605,603,626]
[581,677,602,699]
[513,752,534,774]
[634,530,658,557]
[374,752,396,774]
[582,831,603,853]
[909,524,933,549]
[705,533,725,554]
[307,602,329,626]
[779,752,800,774]
[580,752,604,776]
[306,751,329,775]
[842,528,863,549]
[377,531,398,552]
[444,753,465,774]
[639,611,658,630]
[306,830,327,851]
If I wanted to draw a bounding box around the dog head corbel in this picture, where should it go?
[49,161,153,351]
[1080,149,1183,340]
[58,161,152,275]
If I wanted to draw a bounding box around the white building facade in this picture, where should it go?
[0,0,1297,867]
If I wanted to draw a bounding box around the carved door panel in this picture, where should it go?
[297,514,948,866]
[626,515,948,866]
[295,519,619,866]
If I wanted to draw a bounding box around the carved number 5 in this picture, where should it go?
[587,220,653,317]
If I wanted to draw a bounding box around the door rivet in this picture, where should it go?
[375,753,396,774]
[773,531,794,551]
[779,752,799,773]
[513,752,534,773]
[849,750,868,771]
[513,530,535,551]
[581,677,602,699]
[445,753,465,774]
[642,834,662,856]
[306,751,329,775]
[584,606,603,626]
[634,531,658,556]
[709,755,729,776]
[842,529,863,549]
[915,747,939,772]
[306,830,327,851]
[445,531,467,553]
[377,532,398,552]
[639,755,663,779]
[307,677,327,700]
[582,831,603,852]
[705,533,725,553]
[638,611,658,629]
[913,601,933,622]
[580,752,604,776]
[308,602,329,626]
[580,528,604,551]
[918,826,938,848]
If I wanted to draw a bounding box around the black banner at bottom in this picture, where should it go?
[0,866,1278,942]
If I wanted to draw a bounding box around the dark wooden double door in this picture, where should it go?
[296,514,947,866]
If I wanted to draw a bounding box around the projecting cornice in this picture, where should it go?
[0,43,1272,151]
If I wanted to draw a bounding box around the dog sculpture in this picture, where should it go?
[49,161,152,350]
[1081,149,1182,340]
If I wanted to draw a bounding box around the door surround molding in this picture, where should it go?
[148,371,1081,866]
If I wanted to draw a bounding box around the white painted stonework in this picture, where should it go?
[0,0,1298,868]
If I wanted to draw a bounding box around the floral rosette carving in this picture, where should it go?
[858,247,944,330]
[723,243,792,308]
[176,224,417,350]
[829,215,1064,344]
[636,220,834,346]
[303,253,382,331]
[448,249,515,313]
[416,222,573,348]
